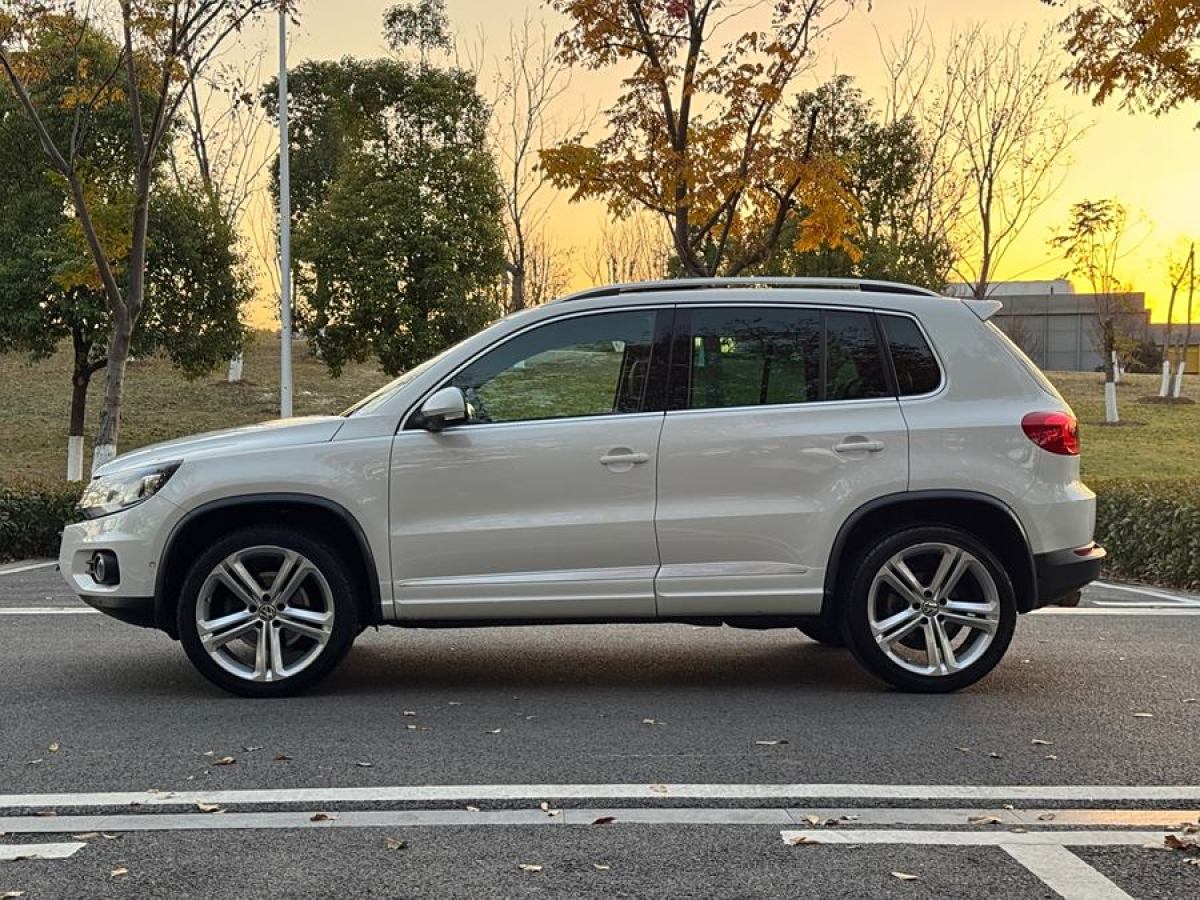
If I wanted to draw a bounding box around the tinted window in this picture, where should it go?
[824,310,890,401]
[686,307,821,410]
[449,310,658,424]
[880,314,942,396]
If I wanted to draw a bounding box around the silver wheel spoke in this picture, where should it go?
[268,551,309,605]
[879,561,926,607]
[199,609,257,650]
[277,606,333,641]
[929,548,970,602]
[922,620,943,671]
[216,561,262,608]
[941,610,998,634]
[872,606,922,646]
[930,617,960,673]
[252,621,269,681]
[268,623,286,680]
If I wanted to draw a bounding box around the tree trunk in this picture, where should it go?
[1174,246,1195,399]
[93,312,133,472]
[68,333,92,483]
[227,353,244,383]
[510,266,526,313]
[1101,318,1119,423]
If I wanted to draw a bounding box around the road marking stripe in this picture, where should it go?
[779,829,1164,846]
[0,841,86,861]
[1003,844,1134,900]
[1094,581,1200,606]
[0,808,1189,834]
[0,608,97,616]
[0,560,57,575]
[1032,607,1200,616]
[5,784,1200,809]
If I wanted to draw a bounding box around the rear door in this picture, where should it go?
[654,304,909,616]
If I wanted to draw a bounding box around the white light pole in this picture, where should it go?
[277,6,293,418]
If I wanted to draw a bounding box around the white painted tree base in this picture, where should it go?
[1172,365,1185,399]
[227,354,244,382]
[91,443,116,473]
[1104,381,1119,423]
[66,436,84,482]
[1159,359,1171,397]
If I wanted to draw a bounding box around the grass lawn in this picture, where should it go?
[0,332,1196,484]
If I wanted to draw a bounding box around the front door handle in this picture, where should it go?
[600,450,650,467]
[833,438,885,454]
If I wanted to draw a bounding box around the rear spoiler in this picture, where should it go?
[962,297,1003,321]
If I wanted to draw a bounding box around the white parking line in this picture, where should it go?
[0,559,56,575]
[1033,607,1200,616]
[5,783,1200,809]
[1094,581,1200,606]
[0,841,86,861]
[1003,844,1133,900]
[0,607,97,615]
[779,829,1164,846]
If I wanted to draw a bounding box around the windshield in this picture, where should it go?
[341,348,453,417]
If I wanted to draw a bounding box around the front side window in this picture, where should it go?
[449,310,659,424]
[680,306,889,410]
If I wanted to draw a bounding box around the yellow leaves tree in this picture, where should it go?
[539,0,860,278]
[1048,0,1200,127]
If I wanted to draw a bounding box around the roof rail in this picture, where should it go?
[556,277,942,303]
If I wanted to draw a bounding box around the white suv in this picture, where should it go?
[60,278,1104,696]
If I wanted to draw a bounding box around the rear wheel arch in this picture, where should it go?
[154,494,382,638]
[823,491,1037,617]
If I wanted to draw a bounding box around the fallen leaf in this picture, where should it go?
[242,745,263,753]
[1182,698,1197,704]
[1133,712,1154,718]
[48,742,59,753]
[466,805,480,813]
[101,834,119,840]
[110,868,128,879]
[1165,834,1200,851]
[211,756,236,766]
[202,751,214,757]
[355,761,373,768]
[592,816,616,826]
[641,718,660,726]
[1045,754,1059,760]
[988,752,1003,759]
[403,710,417,717]
[196,803,223,814]
[274,754,292,762]
[486,728,502,734]
[1037,813,1056,821]
[648,783,668,794]
[310,812,336,822]
[1031,739,1053,746]
[891,872,920,881]
[1183,858,1200,867]
[385,837,407,851]
[593,863,611,871]
[518,864,543,873]
[755,740,789,746]
[448,701,461,706]
[968,815,1002,825]
[406,724,417,731]
[26,760,42,766]
[1002,804,1015,811]
[955,747,972,753]
[804,815,822,826]
[539,802,558,817]
[1,891,26,898]
[72,832,101,840]
[785,835,821,845]
[33,811,56,818]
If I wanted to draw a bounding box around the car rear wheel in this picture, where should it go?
[842,525,1016,693]
[177,527,359,697]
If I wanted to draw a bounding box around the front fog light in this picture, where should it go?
[88,550,120,586]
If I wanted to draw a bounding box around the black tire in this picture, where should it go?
[841,525,1017,693]
[797,621,845,647]
[177,526,360,697]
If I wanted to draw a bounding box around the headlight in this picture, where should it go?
[78,462,181,519]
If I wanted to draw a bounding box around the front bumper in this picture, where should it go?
[1032,542,1106,609]
[80,594,157,628]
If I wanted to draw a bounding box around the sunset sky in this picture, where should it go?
[234,0,1200,324]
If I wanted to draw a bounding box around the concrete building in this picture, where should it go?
[945,281,1200,373]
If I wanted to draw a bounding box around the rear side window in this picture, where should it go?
[880,314,942,396]
[678,307,889,410]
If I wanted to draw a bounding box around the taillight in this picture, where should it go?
[1021,411,1079,456]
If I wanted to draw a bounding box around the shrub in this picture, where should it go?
[0,483,81,562]
[1093,478,1200,591]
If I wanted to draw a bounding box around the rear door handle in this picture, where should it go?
[600,451,650,466]
[833,439,885,454]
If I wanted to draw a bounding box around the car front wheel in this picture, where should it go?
[177,527,359,697]
[842,525,1016,693]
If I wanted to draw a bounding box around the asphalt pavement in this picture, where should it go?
[1,561,1198,898]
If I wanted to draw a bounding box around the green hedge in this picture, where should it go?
[2,479,1199,591]
[0,484,81,562]
[1092,478,1200,591]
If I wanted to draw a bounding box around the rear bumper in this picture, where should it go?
[1031,543,1105,609]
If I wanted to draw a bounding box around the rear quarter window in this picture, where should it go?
[879,314,942,396]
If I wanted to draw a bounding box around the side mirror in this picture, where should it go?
[417,386,468,432]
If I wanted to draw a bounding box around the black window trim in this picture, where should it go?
[401,305,674,431]
[666,301,902,414]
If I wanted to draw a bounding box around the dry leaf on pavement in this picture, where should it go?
[355,761,373,768]
[592,816,616,826]
[309,812,336,822]
[1037,813,1056,821]
[48,743,59,753]
[755,740,788,746]
[648,783,668,794]
[110,868,128,879]
[1165,834,1200,851]
[1,891,26,898]
[466,805,480,813]
[593,863,611,871]
[804,815,822,826]
[785,835,821,846]
[274,754,293,762]
[211,756,236,766]
[518,864,543,873]
[968,815,1002,825]
[892,871,920,880]
[196,803,223,814]
[1133,712,1154,718]
[385,837,407,851]
[1031,739,1052,746]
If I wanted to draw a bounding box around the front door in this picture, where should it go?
[655,304,909,616]
[388,308,668,620]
